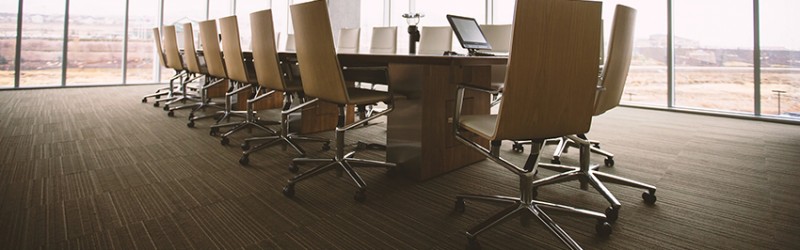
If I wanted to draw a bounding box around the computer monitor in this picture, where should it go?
[446,14,493,55]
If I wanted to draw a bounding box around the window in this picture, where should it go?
[126,0,159,84]
[760,0,800,118]
[415,0,484,54]
[359,0,386,53]
[492,0,514,24]
[0,1,18,88]
[19,0,65,87]
[65,0,126,85]
[236,0,270,51]
[161,0,205,83]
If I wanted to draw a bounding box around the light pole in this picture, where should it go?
[772,89,786,115]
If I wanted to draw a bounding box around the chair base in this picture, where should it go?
[512,135,615,166]
[239,134,331,165]
[283,151,395,202]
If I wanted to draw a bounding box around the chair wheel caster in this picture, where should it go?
[605,158,615,167]
[642,191,657,204]
[288,164,299,173]
[512,144,524,153]
[163,105,169,111]
[188,113,194,119]
[187,121,195,128]
[220,137,229,145]
[241,143,250,150]
[605,207,619,222]
[283,185,295,198]
[167,110,174,117]
[209,127,218,136]
[322,142,331,151]
[466,238,481,250]
[153,102,159,107]
[141,98,147,103]
[595,220,613,237]
[239,155,249,165]
[551,158,561,164]
[454,199,466,212]
[353,189,366,202]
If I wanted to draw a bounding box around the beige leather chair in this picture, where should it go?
[369,26,397,54]
[160,25,198,111]
[283,0,395,202]
[337,27,360,53]
[166,23,226,118]
[531,4,657,223]
[479,24,512,106]
[451,0,610,248]
[210,15,278,146]
[237,9,331,165]
[417,26,452,55]
[141,27,184,105]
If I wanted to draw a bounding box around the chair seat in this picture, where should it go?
[347,87,392,105]
[459,114,497,139]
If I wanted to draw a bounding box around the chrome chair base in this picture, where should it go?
[512,134,615,166]
[533,135,657,222]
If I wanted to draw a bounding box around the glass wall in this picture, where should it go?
[759,0,800,118]
[126,0,159,84]
[160,0,205,82]
[0,1,17,88]
[19,0,65,87]
[359,0,386,53]
[674,0,754,113]
[236,0,270,51]
[415,0,484,54]
[492,0,514,24]
[65,0,126,85]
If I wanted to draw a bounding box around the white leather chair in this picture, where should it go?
[369,26,397,54]
[337,27,360,53]
[417,26,452,55]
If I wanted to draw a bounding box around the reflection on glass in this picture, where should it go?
[760,0,800,119]
[0,1,18,88]
[126,0,159,84]
[66,0,125,85]
[19,0,65,87]
[674,0,754,113]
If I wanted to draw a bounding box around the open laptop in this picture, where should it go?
[446,14,495,56]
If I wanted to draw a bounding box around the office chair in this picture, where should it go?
[369,26,397,54]
[479,24,512,106]
[283,0,396,202]
[160,25,200,112]
[237,9,331,165]
[531,4,656,223]
[166,23,226,118]
[451,0,611,249]
[210,15,278,145]
[142,27,186,107]
[417,26,452,55]
[337,27,360,53]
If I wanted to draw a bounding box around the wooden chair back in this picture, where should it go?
[290,0,349,104]
[493,0,602,141]
[219,15,251,84]
[151,28,167,67]
[370,26,397,54]
[198,20,227,78]
[250,9,286,91]
[181,23,203,74]
[594,5,637,116]
[162,25,184,71]
[337,27,360,53]
[417,26,452,55]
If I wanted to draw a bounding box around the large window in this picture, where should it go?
[416,0,484,54]
[160,0,205,82]
[65,0,126,85]
[674,0,754,113]
[760,0,800,118]
[126,0,159,84]
[19,0,65,87]
[0,1,18,88]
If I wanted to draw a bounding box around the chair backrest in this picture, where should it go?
[285,33,296,52]
[152,28,167,67]
[493,0,602,141]
[181,23,203,74]
[480,24,512,53]
[417,26,452,55]
[250,9,286,91]
[198,19,227,78]
[162,25,184,71]
[337,27,360,53]
[290,0,349,104]
[370,26,397,54]
[594,5,636,116]
[218,15,251,84]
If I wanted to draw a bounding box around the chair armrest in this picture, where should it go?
[225,83,253,97]
[247,89,276,104]
[457,84,502,95]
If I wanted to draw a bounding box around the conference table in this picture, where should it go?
[292,52,507,181]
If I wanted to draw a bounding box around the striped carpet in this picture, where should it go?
[1,85,799,249]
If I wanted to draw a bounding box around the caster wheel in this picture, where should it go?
[241,142,250,151]
[642,191,657,204]
[220,137,229,146]
[282,185,295,198]
[605,158,615,167]
[288,164,299,173]
[153,102,160,108]
[605,207,619,222]
[354,190,366,202]
[454,199,466,212]
[512,144,524,153]
[239,155,249,165]
[595,220,612,237]
[551,158,561,164]
[187,121,195,128]
[188,113,195,119]
[209,128,219,136]
[163,105,169,111]
[167,111,174,117]
[322,143,331,151]
[466,238,481,250]
[141,98,147,103]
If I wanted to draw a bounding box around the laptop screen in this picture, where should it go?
[447,14,492,50]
